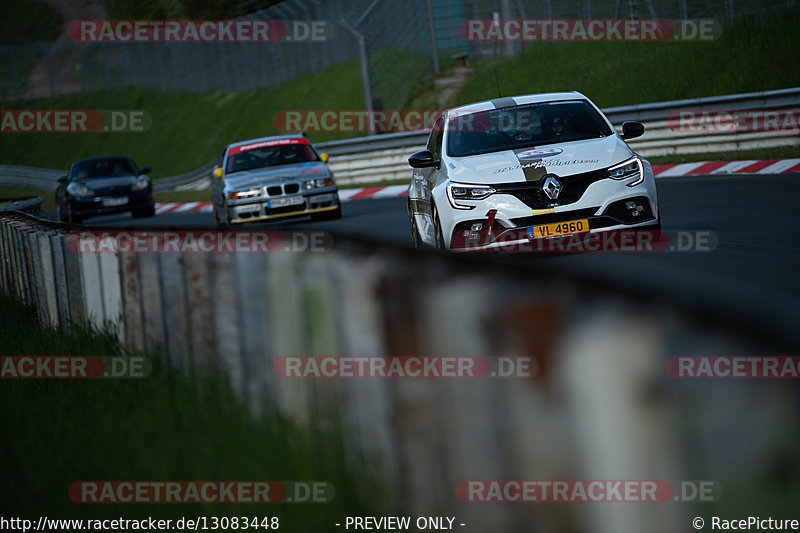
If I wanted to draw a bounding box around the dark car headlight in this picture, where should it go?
[607,157,644,187]
[66,182,93,198]
[131,175,151,191]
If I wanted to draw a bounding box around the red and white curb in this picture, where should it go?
[154,185,409,215]
[653,158,800,177]
[155,160,800,215]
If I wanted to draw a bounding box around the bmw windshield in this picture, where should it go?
[225,143,319,174]
[446,100,614,157]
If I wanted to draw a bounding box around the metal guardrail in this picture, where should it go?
[0,196,44,215]
[1,88,797,192]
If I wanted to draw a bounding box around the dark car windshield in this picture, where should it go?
[71,157,137,180]
[226,143,318,174]
[446,100,614,157]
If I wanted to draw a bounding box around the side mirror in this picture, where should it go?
[408,150,439,169]
[213,167,223,179]
[57,176,67,184]
[139,166,152,175]
[319,153,329,164]
[621,121,645,140]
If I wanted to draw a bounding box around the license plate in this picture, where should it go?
[268,196,305,209]
[528,218,590,240]
[103,197,129,207]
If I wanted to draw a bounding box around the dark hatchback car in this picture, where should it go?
[56,156,155,224]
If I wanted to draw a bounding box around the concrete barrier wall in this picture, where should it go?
[0,213,797,532]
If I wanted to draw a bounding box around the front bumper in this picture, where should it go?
[439,170,659,250]
[70,191,154,217]
[227,191,339,224]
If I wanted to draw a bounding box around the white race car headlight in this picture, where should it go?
[230,189,261,200]
[131,175,151,191]
[446,182,496,210]
[304,177,334,189]
[607,157,644,187]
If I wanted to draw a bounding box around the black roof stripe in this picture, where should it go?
[490,97,518,109]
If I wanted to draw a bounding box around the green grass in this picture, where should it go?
[0,60,365,178]
[0,0,62,45]
[0,290,387,524]
[447,8,800,109]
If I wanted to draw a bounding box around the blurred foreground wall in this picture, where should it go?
[1,213,798,532]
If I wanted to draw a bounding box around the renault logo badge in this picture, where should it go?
[542,175,562,200]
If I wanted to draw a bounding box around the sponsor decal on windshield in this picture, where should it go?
[228,137,308,155]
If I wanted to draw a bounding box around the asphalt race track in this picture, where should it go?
[67,172,800,332]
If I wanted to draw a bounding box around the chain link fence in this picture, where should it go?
[1,0,795,105]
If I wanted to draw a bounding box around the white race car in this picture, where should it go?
[407,92,660,251]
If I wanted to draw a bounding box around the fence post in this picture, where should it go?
[49,232,70,327]
[36,230,59,326]
[183,253,216,369]
[62,232,85,324]
[120,253,145,351]
[209,252,245,401]
[158,253,191,375]
[137,252,166,353]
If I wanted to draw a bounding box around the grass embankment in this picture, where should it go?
[0,291,387,525]
[440,7,800,109]
[0,61,365,177]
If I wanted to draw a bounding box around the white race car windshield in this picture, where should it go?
[446,100,613,157]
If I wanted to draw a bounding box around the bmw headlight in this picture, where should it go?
[230,189,261,200]
[67,182,93,198]
[304,177,334,189]
[446,182,496,210]
[607,157,644,187]
[131,175,151,191]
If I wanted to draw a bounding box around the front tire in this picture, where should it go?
[132,206,156,218]
[407,201,423,249]
[432,204,446,250]
[57,201,68,223]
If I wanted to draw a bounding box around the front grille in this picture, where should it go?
[267,186,282,196]
[511,207,599,228]
[285,183,300,194]
[267,205,305,216]
[496,168,608,209]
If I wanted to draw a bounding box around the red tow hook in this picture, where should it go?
[486,210,497,237]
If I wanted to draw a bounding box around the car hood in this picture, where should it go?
[224,161,329,190]
[81,175,140,194]
[444,136,634,185]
